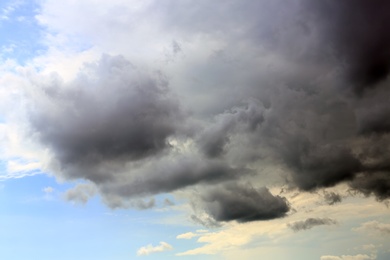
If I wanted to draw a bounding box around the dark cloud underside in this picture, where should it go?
[198,184,289,223]
[21,0,390,224]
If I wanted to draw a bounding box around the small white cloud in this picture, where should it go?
[137,241,173,256]
[176,232,198,239]
[43,186,54,193]
[320,254,374,260]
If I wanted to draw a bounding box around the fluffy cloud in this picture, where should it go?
[136,241,173,256]
[354,221,390,235]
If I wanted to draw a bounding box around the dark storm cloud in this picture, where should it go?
[350,172,390,201]
[286,144,362,191]
[198,101,264,158]
[196,183,289,223]
[306,0,390,92]
[28,54,183,180]
[288,218,337,232]
[100,158,249,200]
[21,0,390,217]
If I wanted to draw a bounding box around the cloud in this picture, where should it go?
[320,254,373,260]
[2,0,390,227]
[27,54,183,181]
[288,217,337,232]
[136,241,173,256]
[305,0,390,93]
[350,172,390,201]
[354,221,390,235]
[197,100,265,158]
[131,198,156,210]
[64,183,97,205]
[190,213,222,229]
[176,232,198,240]
[193,183,289,223]
[324,191,342,205]
[43,186,54,193]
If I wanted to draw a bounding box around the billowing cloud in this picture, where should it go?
[288,217,337,232]
[27,54,183,182]
[2,0,389,227]
[192,183,289,223]
[136,241,173,256]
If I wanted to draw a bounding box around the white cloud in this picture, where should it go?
[320,254,374,260]
[354,221,390,235]
[43,186,54,193]
[176,232,198,240]
[136,241,173,256]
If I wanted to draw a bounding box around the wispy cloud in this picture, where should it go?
[136,242,173,256]
[354,221,390,235]
[320,254,374,260]
[288,217,337,232]
[0,158,44,181]
[176,232,198,240]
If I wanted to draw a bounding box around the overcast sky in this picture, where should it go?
[0,0,390,259]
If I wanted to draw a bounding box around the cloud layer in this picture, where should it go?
[2,0,390,226]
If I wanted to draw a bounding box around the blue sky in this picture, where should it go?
[1,1,390,259]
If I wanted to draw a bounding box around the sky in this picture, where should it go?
[0,0,390,259]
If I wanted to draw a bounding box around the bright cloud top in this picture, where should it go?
[137,242,173,256]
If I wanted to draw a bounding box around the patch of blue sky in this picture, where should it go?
[0,0,45,64]
[0,173,211,260]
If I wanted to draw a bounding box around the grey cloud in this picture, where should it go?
[287,144,361,191]
[324,191,342,205]
[64,183,97,205]
[350,172,390,201]
[190,214,222,229]
[305,0,390,92]
[163,198,174,206]
[28,54,183,181]
[172,40,181,54]
[100,157,250,200]
[195,183,289,223]
[288,218,337,232]
[132,198,156,210]
[197,101,264,158]
[23,0,390,218]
